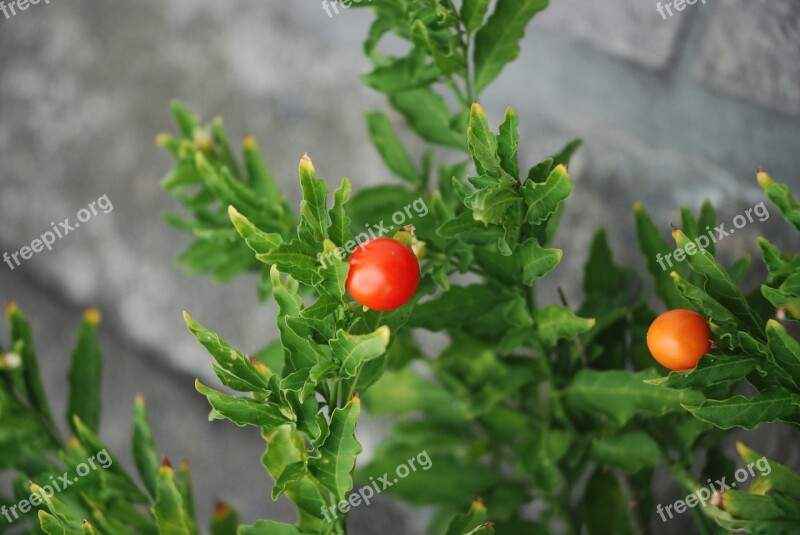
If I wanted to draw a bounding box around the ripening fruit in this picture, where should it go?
[346,237,420,312]
[647,309,711,371]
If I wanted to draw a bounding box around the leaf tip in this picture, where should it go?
[84,306,102,325]
[243,134,257,149]
[756,168,771,188]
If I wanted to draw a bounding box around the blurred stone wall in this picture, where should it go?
[0,0,798,533]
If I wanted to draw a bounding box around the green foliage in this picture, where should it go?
[1,2,798,535]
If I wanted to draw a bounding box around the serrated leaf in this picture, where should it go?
[445,498,488,535]
[152,463,192,535]
[132,396,160,498]
[390,89,465,149]
[672,227,762,333]
[497,108,519,178]
[260,239,322,287]
[565,369,705,425]
[634,203,687,309]
[238,521,300,535]
[184,312,271,392]
[523,164,572,225]
[684,386,800,430]
[766,320,800,383]
[516,239,562,285]
[591,431,662,474]
[298,156,329,244]
[6,303,55,433]
[67,308,103,433]
[467,103,502,176]
[468,178,522,225]
[242,135,283,207]
[366,112,421,186]
[736,442,800,501]
[210,502,238,535]
[332,326,391,379]
[195,380,294,431]
[534,305,595,347]
[461,0,491,32]
[308,395,362,499]
[757,170,800,232]
[262,426,326,527]
[228,206,282,256]
[473,0,548,91]
[645,354,758,389]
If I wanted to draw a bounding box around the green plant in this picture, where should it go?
[2,1,799,534]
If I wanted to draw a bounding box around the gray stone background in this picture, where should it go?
[0,0,799,533]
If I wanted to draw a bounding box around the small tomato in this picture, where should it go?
[646,309,711,371]
[345,237,420,311]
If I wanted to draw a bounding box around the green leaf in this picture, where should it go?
[468,178,522,225]
[672,227,762,333]
[591,431,662,474]
[242,135,283,207]
[461,0,491,32]
[228,206,282,256]
[31,482,84,533]
[669,272,738,328]
[533,305,595,347]
[271,461,308,501]
[684,386,800,430]
[522,164,572,225]
[67,308,104,433]
[644,354,759,389]
[634,203,686,309]
[260,239,322,287]
[332,326,391,379]
[71,416,149,503]
[390,89,465,149]
[362,56,440,94]
[184,312,271,392]
[516,239,562,285]
[298,156,329,244]
[261,426,325,528]
[407,284,512,332]
[152,462,192,535]
[467,103,501,176]
[584,469,635,535]
[736,442,800,501]
[195,380,294,431]
[6,303,55,432]
[565,369,705,425]
[473,0,549,92]
[496,108,520,178]
[366,112,421,187]
[271,267,325,374]
[132,396,160,498]
[237,521,300,535]
[445,498,488,535]
[757,170,800,232]
[308,395,362,499]
[210,502,239,535]
[766,320,800,387]
[170,100,199,138]
[410,20,465,75]
[328,178,355,251]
